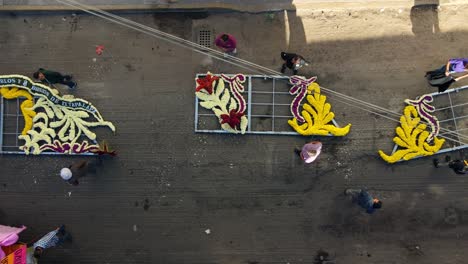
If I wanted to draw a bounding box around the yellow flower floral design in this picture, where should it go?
[288,83,351,136]
[0,75,115,155]
[19,97,115,155]
[378,105,445,163]
[0,87,36,135]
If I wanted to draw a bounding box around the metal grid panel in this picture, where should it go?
[431,85,468,152]
[194,74,343,135]
[1,96,24,153]
[391,85,468,161]
[197,29,212,48]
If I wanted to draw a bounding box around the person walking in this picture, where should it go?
[214,33,237,56]
[314,250,332,264]
[280,51,308,75]
[433,156,468,174]
[33,68,77,89]
[295,141,322,164]
[425,58,468,92]
[344,189,382,214]
[33,225,71,259]
[60,160,90,186]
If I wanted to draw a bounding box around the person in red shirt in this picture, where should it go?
[214,33,237,55]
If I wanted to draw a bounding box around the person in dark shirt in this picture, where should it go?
[280,51,308,75]
[433,156,468,174]
[33,68,76,89]
[449,160,468,174]
[314,250,332,264]
[344,189,382,214]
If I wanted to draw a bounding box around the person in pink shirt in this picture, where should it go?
[214,33,237,55]
[295,141,322,164]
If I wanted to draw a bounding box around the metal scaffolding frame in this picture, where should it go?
[0,96,23,154]
[194,74,343,135]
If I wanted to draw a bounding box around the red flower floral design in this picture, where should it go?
[220,109,245,129]
[196,74,219,94]
[96,45,105,55]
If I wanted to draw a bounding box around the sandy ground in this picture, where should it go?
[0,1,468,264]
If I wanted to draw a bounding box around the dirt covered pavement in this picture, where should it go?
[0,1,468,263]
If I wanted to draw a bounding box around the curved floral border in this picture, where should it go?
[289,76,317,123]
[288,82,351,136]
[404,94,439,142]
[378,104,445,163]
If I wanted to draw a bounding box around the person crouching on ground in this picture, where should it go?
[433,155,468,174]
[60,160,91,186]
[280,51,308,75]
[344,189,382,214]
[295,141,322,164]
[214,33,237,56]
[426,58,468,92]
[33,68,77,89]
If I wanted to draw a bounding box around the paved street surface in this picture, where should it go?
[1,1,468,263]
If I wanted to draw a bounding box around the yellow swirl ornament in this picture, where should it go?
[378,105,445,163]
[288,83,351,136]
[0,87,36,135]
